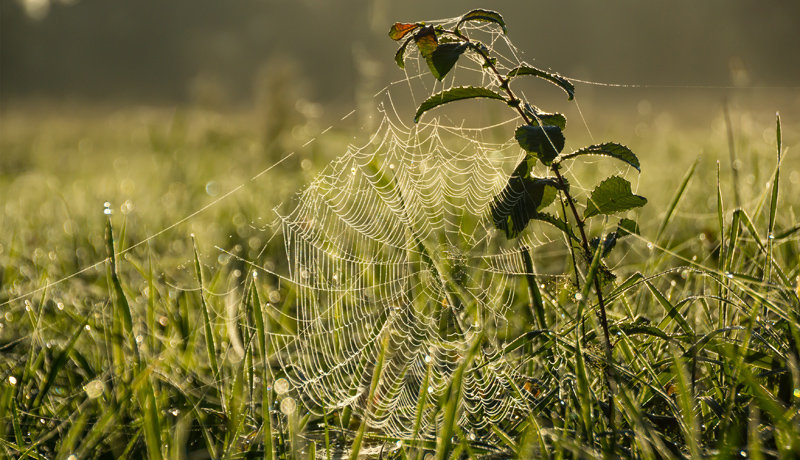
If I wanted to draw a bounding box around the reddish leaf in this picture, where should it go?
[389,22,420,41]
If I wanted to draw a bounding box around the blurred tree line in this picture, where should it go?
[1,0,798,110]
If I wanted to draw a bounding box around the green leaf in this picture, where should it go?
[523,104,566,129]
[426,42,468,80]
[515,125,565,165]
[414,86,506,122]
[490,162,560,239]
[413,26,438,59]
[560,142,640,171]
[616,218,640,237]
[394,36,414,69]
[456,9,507,34]
[389,22,420,41]
[584,176,647,219]
[507,65,575,100]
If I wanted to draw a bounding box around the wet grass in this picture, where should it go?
[1,106,799,458]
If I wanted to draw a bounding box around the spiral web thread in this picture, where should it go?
[265,16,589,438]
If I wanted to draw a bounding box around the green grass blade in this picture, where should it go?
[645,280,693,336]
[105,216,140,374]
[31,314,88,408]
[670,353,699,458]
[574,327,593,444]
[521,246,547,329]
[766,112,781,282]
[411,360,433,456]
[435,333,483,460]
[349,334,390,460]
[192,236,222,404]
[656,157,697,243]
[251,282,274,460]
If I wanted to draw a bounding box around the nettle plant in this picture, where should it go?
[391,8,646,423]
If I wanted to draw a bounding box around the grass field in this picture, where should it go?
[1,99,799,459]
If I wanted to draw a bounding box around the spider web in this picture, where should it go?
[264,16,579,438]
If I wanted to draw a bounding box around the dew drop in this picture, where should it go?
[171,408,180,416]
[389,164,395,169]
[427,386,434,394]
[84,324,91,331]
[725,272,734,279]
[740,450,747,457]
[647,242,654,250]
[574,293,583,301]
[424,355,432,363]
[280,396,296,415]
[67,455,77,460]
[274,378,290,395]
[768,233,775,240]
[57,302,65,311]
[8,376,17,386]
[252,270,258,279]
[793,388,800,399]
[269,290,281,303]
[135,335,144,344]
[84,379,104,399]
[103,202,112,215]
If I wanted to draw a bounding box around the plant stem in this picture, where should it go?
[553,165,616,445]
[448,25,617,446]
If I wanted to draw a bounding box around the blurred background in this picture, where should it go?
[1,0,799,274]
[2,0,799,117]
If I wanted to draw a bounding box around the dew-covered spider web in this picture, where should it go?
[261,16,589,438]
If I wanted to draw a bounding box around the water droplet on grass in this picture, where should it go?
[84,380,104,399]
[8,376,17,386]
[274,378,289,395]
[280,397,296,415]
[103,202,112,215]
